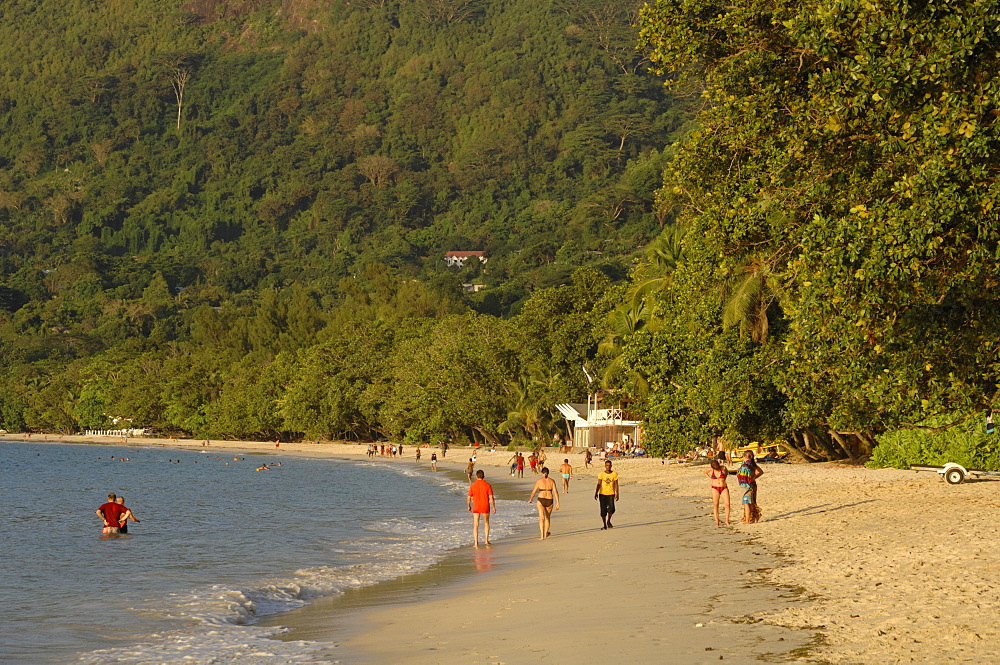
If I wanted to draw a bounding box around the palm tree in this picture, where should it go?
[499,369,561,442]
[721,258,781,343]
[598,299,653,394]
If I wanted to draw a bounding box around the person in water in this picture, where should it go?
[529,467,560,540]
[467,469,496,547]
[737,451,765,524]
[466,458,476,482]
[430,451,437,471]
[704,459,731,527]
[116,496,141,534]
[558,458,573,493]
[96,493,126,534]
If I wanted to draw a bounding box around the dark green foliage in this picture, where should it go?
[0,1,668,439]
[868,416,1000,472]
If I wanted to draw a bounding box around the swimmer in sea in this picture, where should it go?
[559,458,573,493]
[528,467,560,540]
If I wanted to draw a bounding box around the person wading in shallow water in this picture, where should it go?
[594,460,619,529]
[529,467,560,540]
[116,496,141,534]
[96,493,126,534]
[467,470,496,547]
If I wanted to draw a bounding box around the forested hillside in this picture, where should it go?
[0,0,687,439]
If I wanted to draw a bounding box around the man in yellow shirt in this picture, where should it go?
[594,460,620,529]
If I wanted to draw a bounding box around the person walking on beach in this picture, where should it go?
[466,457,476,482]
[116,496,140,534]
[468,469,496,547]
[430,451,438,471]
[705,459,731,527]
[584,449,593,468]
[595,460,619,529]
[559,459,573,493]
[528,452,539,475]
[516,453,525,478]
[416,447,421,462]
[96,493,126,534]
[737,451,764,524]
[529,467,560,539]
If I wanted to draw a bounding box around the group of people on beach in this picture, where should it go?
[705,450,764,526]
[367,443,403,457]
[95,493,140,535]
[465,456,621,546]
[506,450,550,478]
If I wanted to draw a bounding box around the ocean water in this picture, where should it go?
[0,441,532,664]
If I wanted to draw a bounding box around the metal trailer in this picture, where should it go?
[911,462,1000,485]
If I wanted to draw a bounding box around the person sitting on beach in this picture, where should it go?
[704,460,731,527]
[116,496,140,534]
[529,467,560,540]
[96,493,126,534]
[467,469,496,547]
[737,451,764,524]
[559,459,573,493]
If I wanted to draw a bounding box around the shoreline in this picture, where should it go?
[13,435,1000,662]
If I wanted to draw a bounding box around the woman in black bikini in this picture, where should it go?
[528,467,560,540]
[704,459,731,527]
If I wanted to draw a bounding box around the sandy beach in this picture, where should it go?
[25,433,1000,663]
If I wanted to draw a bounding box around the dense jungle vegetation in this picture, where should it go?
[0,0,685,443]
[2,0,999,465]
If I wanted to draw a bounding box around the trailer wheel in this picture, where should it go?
[944,468,965,485]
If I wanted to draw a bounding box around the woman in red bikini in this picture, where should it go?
[705,459,731,527]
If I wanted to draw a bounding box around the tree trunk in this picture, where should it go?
[803,429,837,460]
[783,432,822,462]
[828,429,856,462]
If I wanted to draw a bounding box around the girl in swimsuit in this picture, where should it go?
[704,459,731,527]
[528,467,560,540]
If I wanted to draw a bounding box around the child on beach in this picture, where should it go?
[704,459,731,527]
[737,451,764,523]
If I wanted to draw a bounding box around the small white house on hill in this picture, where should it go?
[444,251,487,267]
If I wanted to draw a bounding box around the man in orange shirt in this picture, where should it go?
[467,469,497,547]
